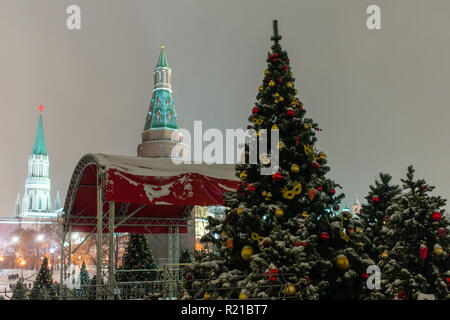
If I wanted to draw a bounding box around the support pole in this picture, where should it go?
[59,226,66,299]
[96,170,103,300]
[107,201,117,299]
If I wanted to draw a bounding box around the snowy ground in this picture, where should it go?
[0,266,96,299]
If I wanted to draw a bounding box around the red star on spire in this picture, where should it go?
[38,105,44,112]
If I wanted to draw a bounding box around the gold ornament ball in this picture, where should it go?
[381,250,389,259]
[241,246,254,261]
[240,171,247,180]
[264,69,269,75]
[283,284,296,296]
[274,208,284,218]
[318,152,327,160]
[433,244,444,256]
[279,96,284,102]
[204,292,211,300]
[258,85,264,92]
[286,82,293,89]
[334,254,350,271]
[237,208,244,215]
[239,292,248,300]
[290,164,300,174]
[268,80,275,87]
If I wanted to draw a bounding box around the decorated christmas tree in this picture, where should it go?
[183,20,373,300]
[79,260,90,297]
[372,166,450,300]
[116,234,158,282]
[180,249,193,264]
[11,278,28,300]
[29,257,56,300]
[360,173,401,259]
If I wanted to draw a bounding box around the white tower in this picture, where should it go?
[21,106,57,218]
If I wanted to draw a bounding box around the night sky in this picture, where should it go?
[1,0,450,217]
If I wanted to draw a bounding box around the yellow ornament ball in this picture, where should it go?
[290,164,300,174]
[283,284,296,296]
[268,80,275,87]
[381,250,389,259]
[433,244,444,256]
[204,292,211,300]
[279,96,284,102]
[239,292,248,300]
[240,171,247,180]
[237,207,244,215]
[295,89,298,95]
[264,69,269,75]
[286,82,293,89]
[318,152,327,160]
[334,254,350,271]
[258,85,264,92]
[274,208,284,218]
[241,246,254,261]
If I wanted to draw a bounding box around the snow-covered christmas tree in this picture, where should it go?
[183,20,374,300]
[360,173,401,260]
[373,166,450,300]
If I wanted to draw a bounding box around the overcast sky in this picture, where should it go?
[1,0,450,217]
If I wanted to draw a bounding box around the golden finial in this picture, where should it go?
[161,44,165,49]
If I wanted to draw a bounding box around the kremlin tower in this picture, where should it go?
[137,45,188,158]
[18,106,61,219]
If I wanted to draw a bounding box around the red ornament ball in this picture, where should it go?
[311,161,320,169]
[278,76,283,83]
[316,186,323,192]
[397,290,407,300]
[361,273,369,280]
[272,172,283,182]
[248,185,256,192]
[273,53,279,58]
[293,241,299,247]
[445,277,450,285]
[270,268,278,274]
[286,109,295,117]
[273,58,277,62]
[330,188,336,195]
[301,241,308,247]
[431,211,442,222]
[320,232,330,241]
[269,275,277,283]
[252,107,259,114]
[372,196,380,203]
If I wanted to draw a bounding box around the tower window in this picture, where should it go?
[156,110,161,122]
[168,111,172,122]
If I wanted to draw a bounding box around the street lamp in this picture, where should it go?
[49,248,56,272]
[36,234,44,270]
[20,259,26,278]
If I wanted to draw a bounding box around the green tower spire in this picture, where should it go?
[143,45,178,131]
[157,45,169,68]
[32,107,47,156]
